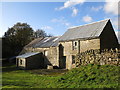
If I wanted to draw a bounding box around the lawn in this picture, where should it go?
[2,63,120,88]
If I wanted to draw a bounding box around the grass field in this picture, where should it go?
[2,63,120,88]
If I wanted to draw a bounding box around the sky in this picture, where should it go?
[0,0,119,41]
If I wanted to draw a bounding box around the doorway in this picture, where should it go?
[62,56,66,69]
[59,44,66,69]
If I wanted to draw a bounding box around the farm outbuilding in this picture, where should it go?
[17,19,119,70]
[16,52,44,69]
[21,36,62,69]
[58,19,119,69]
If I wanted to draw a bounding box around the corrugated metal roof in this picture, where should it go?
[16,52,40,58]
[59,19,110,41]
[25,36,61,48]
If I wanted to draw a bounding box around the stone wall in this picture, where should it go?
[75,48,120,67]
[80,38,100,53]
[59,39,101,69]
[59,41,73,56]
[48,47,59,67]
[59,41,73,69]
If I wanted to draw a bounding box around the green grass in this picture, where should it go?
[2,63,120,88]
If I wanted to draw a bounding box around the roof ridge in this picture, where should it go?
[59,19,111,42]
[69,19,110,29]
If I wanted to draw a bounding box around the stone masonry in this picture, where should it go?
[75,48,120,67]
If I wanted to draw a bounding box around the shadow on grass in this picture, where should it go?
[2,63,19,72]
[29,69,68,76]
[2,63,68,76]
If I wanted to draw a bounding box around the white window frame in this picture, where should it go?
[73,41,78,50]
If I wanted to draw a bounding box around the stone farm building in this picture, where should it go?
[16,19,119,70]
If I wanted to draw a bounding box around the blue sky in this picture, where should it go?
[1,1,119,38]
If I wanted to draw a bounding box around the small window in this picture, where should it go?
[73,41,78,50]
[72,55,75,64]
[20,60,23,65]
[75,42,77,46]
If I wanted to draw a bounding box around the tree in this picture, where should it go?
[34,29,47,38]
[47,33,53,37]
[3,22,34,57]
[3,22,54,58]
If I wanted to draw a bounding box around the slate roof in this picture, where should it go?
[24,37,43,48]
[25,36,61,48]
[59,19,110,41]
[16,52,40,58]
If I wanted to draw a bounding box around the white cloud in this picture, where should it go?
[72,7,78,16]
[51,17,71,27]
[58,0,85,10]
[91,6,103,11]
[104,0,119,15]
[55,0,85,17]
[51,18,58,22]
[82,15,93,23]
[41,26,53,30]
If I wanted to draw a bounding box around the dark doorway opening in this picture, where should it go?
[59,44,66,69]
[62,56,66,69]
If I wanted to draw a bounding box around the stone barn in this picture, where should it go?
[17,19,119,70]
[20,36,62,69]
[58,19,119,69]
[16,52,44,69]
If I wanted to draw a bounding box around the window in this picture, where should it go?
[20,60,23,65]
[73,41,78,50]
[75,42,77,46]
[72,55,75,64]
[44,50,48,56]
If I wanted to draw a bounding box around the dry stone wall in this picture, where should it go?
[75,48,120,67]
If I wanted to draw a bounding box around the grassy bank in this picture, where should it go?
[2,63,120,88]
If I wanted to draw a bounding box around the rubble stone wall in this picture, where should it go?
[75,48,120,67]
